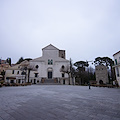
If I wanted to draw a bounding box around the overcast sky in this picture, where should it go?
[0,0,120,64]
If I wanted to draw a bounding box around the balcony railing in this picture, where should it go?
[113,62,120,67]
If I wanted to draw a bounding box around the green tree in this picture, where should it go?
[74,61,89,68]
[6,58,11,66]
[16,57,32,64]
[94,57,114,67]
[16,57,24,64]
[74,61,89,85]
[87,67,96,81]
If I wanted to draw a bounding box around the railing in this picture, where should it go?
[113,62,120,67]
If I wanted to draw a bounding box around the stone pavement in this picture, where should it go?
[0,85,120,120]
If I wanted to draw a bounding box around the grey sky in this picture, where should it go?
[0,0,120,64]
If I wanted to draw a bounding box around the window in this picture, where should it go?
[35,73,38,77]
[36,65,39,69]
[61,54,64,58]
[48,59,50,65]
[51,59,53,64]
[48,59,53,65]
[17,71,19,74]
[116,67,119,77]
[12,70,14,74]
[62,65,65,69]
[115,59,117,65]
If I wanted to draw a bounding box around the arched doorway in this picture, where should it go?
[99,80,103,84]
[47,68,53,79]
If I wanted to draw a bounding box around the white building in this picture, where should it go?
[5,44,72,85]
[113,51,120,86]
[28,44,70,85]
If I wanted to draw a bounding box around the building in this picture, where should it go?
[5,62,27,84]
[95,65,108,84]
[113,51,120,86]
[5,44,72,85]
[28,44,70,84]
[0,60,10,81]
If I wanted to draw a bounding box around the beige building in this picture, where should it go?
[0,60,10,81]
[95,65,108,84]
[5,63,26,84]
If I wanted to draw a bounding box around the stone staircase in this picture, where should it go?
[38,79,61,85]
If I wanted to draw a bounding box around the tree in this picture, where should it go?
[74,61,89,68]
[16,57,24,64]
[87,66,96,81]
[16,57,32,64]
[1,70,5,80]
[74,61,89,85]
[6,58,11,66]
[60,64,71,84]
[94,57,114,67]
[70,58,76,85]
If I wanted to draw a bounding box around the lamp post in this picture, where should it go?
[86,60,93,89]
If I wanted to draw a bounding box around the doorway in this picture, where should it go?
[48,71,52,79]
[63,79,65,84]
[47,68,53,79]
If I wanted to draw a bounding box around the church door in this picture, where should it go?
[47,68,53,79]
[48,71,52,79]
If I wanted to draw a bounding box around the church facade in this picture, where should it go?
[28,44,70,84]
[5,44,71,85]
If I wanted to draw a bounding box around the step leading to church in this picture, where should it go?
[37,79,61,85]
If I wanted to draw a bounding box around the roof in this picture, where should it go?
[6,64,20,70]
[113,51,120,56]
[31,56,69,62]
[42,44,59,50]
[20,60,29,66]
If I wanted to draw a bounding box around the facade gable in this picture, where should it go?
[42,44,59,50]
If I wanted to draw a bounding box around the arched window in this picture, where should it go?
[48,59,51,65]
[36,65,39,69]
[62,65,65,69]
[51,59,53,64]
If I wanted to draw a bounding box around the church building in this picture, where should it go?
[28,44,70,84]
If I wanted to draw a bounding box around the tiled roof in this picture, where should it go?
[113,51,120,56]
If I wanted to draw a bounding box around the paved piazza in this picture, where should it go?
[0,85,120,120]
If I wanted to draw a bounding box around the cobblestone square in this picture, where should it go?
[0,85,120,120]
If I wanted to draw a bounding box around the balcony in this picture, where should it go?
[112,61,120,67]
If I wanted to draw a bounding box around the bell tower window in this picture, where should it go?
[48,59,53,65]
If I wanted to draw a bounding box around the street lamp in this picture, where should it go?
[86,60,93,89]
